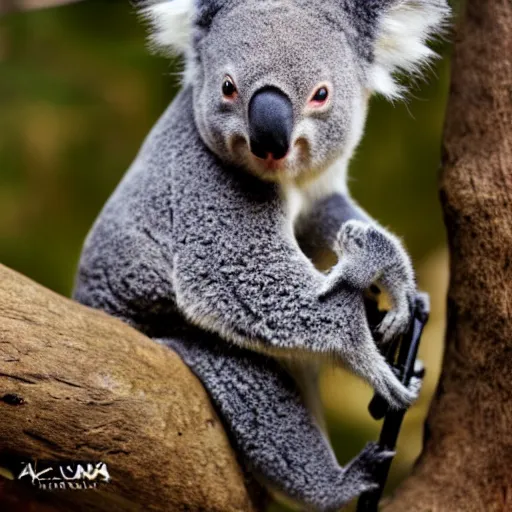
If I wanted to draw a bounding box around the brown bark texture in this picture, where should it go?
[384,1,512,511]
[0,264,262,512]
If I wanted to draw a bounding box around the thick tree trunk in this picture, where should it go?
[0,265,263,512]
[384,1,512,511]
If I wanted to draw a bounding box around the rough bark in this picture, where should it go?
[0,264,263,512]
[384,1,512,511]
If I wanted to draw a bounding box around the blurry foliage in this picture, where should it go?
[0,0,177,293]
[0,1,455,510]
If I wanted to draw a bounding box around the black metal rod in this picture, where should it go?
[356,299,429,512]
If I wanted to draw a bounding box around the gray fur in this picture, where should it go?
[74,1,448,509]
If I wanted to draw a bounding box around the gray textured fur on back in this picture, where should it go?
[75,1,449,509]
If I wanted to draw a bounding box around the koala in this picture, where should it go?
[73,1,449,510]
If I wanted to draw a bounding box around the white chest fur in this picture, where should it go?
[280,157,349,231]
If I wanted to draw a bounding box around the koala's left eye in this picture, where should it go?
[308,84,331,109]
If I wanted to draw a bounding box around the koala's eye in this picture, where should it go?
[313,87,328,103]
[308,84,331,109]
[222,76,238,99]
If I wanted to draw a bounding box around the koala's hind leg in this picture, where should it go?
[157,332,393,512]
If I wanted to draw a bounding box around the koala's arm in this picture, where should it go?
[75,89,415,409]
[159,331,393,512]
[296,191,417,343]
[167,91,414,409]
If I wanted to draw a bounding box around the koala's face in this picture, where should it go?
[144,0,449,182]
[192,2,369,183]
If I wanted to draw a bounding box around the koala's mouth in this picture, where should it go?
[231,136,288,173]
[245,144,314,183]
[230,134,312,182]
[254,153,288,172]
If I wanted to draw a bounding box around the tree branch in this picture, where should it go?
[0,264,264,511]
[383,1,512,510]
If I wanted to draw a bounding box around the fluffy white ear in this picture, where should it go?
[370,0,451,99]
[140,0,195,56]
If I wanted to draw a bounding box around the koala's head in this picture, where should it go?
[143,0,449,183]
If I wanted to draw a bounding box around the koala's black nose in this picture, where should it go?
[248,87,293,160]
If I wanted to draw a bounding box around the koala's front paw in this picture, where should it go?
[319,221,377,298]
[356,225,416,344]
[377,290,428,346]
[373,356,418,410]
[320,221,417,334]
[342,442,394,495]
[387,359,425,407]
[376,294,414,344]
[337,219,370,254]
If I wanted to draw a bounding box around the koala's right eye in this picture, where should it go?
[222,76,238,100]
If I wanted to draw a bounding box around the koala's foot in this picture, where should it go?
[167,334,399,512]
[341,442,395,497]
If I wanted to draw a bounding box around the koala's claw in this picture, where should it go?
[344,442,395,494]
[373,354,421,410]
[407,375,423,402]
[413,359,426,378]
[376,296,413,344]
[406,360,426,402]
[385,359,425,408]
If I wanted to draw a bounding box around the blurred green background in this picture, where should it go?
[0,1,456,510]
